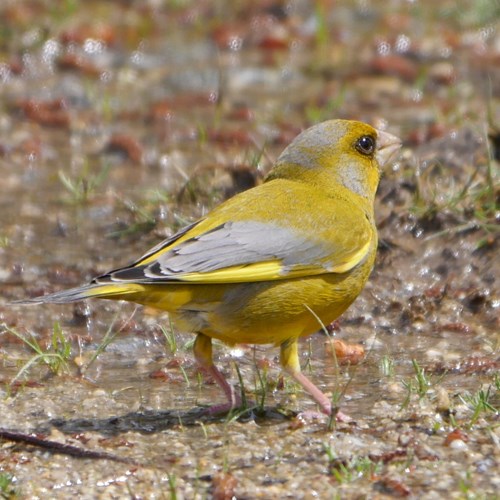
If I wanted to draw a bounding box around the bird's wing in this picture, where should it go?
[97,216,374,285]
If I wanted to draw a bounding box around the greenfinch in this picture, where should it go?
[18,120,401,416]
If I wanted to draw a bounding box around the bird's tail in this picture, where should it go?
[12,283,143,305]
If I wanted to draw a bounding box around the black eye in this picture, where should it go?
[355,135,375,156]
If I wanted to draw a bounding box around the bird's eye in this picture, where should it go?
[355,135,376,156]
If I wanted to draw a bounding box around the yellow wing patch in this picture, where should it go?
[171,260,285,283]
[327,237,371,274]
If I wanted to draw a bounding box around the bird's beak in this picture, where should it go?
[375,129,402,167]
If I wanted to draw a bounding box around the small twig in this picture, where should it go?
[0,428,136,464]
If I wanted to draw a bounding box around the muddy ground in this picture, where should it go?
[0,1,498,498]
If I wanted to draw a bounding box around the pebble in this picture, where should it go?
[449,439,468,450]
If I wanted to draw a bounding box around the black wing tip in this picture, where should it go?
[103,264,176,283]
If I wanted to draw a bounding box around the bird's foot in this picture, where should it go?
[201,399,256,416]
[294,408,351,424]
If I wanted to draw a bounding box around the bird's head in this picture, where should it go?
[267,119,401,204]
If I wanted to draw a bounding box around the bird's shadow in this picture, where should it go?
[36,406,294,436]
[0,407,296,463]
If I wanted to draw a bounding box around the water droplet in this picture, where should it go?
[395,34,411,53]
[228,36,243,51]
[83,39,104,54]
[411,88,423,102]
[377,41,391,55]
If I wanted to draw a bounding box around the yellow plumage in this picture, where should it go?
[17,119,401,416]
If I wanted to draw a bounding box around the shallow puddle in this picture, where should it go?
[0,1,499,498]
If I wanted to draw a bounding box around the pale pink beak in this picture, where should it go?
[375,129,402,167]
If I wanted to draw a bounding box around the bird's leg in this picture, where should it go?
[193,333,242,414]
[280,338,332,415]
[280,338,350,421]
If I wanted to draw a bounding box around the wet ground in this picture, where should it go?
[0,1,499,498]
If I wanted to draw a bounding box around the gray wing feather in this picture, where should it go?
[153,221,328,276]
[112,220,331,281]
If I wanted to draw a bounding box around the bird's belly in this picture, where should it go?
[141,268,372,346]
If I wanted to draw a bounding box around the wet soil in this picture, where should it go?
[0,1,498,498]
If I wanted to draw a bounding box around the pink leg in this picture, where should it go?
[287,369,332,415]
[287,370,351,422]
[281,339,350,422]
[203,364,242,414]
[193,333,243,414]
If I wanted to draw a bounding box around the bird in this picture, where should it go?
[16,119,401,417]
